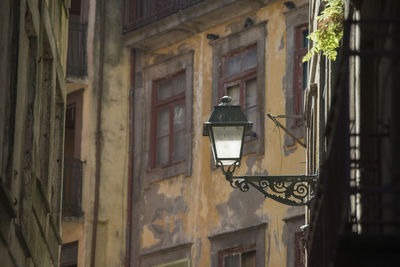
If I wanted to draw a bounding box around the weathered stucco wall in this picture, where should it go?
[83,0,130,266]
[130,0,308,266]
[62,0,130,266]
[0,0,68,266]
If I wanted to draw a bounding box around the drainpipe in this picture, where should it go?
[90,0,106,266]
[125,48,135,267]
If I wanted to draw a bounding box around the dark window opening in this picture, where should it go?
[70,0,81,16]
[60,241,78,267]
[63,91,83,217]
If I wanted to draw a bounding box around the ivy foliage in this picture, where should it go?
[303,0,344,62]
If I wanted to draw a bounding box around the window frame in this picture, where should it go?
[211,22,266,156]
[283,4,308,147]
[65,89,84,159]
[220,43,257,104]
[150,70,186,168]
[218,244,256,267]
[293,23,309,127]
[138,243,192,267]
[283,208,305,267]
[140,51,194,185]
[294,231,305,267]
[60,241,79,267]
[209,223,266,267]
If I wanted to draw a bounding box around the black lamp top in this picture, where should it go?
[203,96,253,136]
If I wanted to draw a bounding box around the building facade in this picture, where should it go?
[305,0,400,266]
[59,0,312,266]
[0,0,69,266]
[60,0,130,266]
[125,0,310,266]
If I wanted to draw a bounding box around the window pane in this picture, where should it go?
[224,254,240,267]
[157,79,172,100]
[242,48,257,71]
[157,136,169,165]
[174,73,186,95]
[174,103,185,131]
[225,54,241,77]
[245,79,257,109]
[174,131,185,161]
[227,84,240,105]
[157,108,170,137]
[242,250,256,267]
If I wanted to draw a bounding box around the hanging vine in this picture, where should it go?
[303,0,344,62]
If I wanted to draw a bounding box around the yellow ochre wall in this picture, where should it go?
[134,0,309,266]
[61,0,308,266]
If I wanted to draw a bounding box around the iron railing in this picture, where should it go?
[66,22,87,77]
[63,158,83,217]
[123,0,204,33]
[308,12,400,267]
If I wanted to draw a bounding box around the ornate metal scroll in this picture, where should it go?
[225,174,318,207]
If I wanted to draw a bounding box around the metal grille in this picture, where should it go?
[348,17,400,235]
[63,158,83,217]
[66,22,87,77]
[123,0,204,33]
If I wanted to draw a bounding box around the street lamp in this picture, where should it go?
[203,96,317,207]
[202,96,253,172]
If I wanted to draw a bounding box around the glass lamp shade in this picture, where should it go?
[210,125,244,166]
[203,96,253,168]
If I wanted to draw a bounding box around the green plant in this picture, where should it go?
[303,0,344,62]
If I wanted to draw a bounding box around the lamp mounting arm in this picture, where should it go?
[224,173,318,207]
[267,113,306,148]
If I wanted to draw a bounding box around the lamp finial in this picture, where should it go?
[220,96,233,106]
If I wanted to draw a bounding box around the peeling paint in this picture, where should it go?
[156,175,185,199]
[131,1,307,266]
[142,225,161,249]
[279,35,284,50]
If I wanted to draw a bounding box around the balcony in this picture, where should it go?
[123,0,204,31]
[66,22,87,77]
[63,158,83,217]
[122,0,273,50]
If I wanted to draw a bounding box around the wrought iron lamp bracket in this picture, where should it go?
[223,171,318,207]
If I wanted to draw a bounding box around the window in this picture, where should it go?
[63,90,83,217]
[209,223,266,267]
[283,207,305,267]
[138,243,192,266]
[211,22,266,155]
[60,241,78,267]
[219,245,256,267]
[151,71,186,167]
[283,4,308,146]
[221,44,258,140]
[140,51,193,183]
[293,24,308,127]
[294,231,305,267]
[154,259,190,267]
